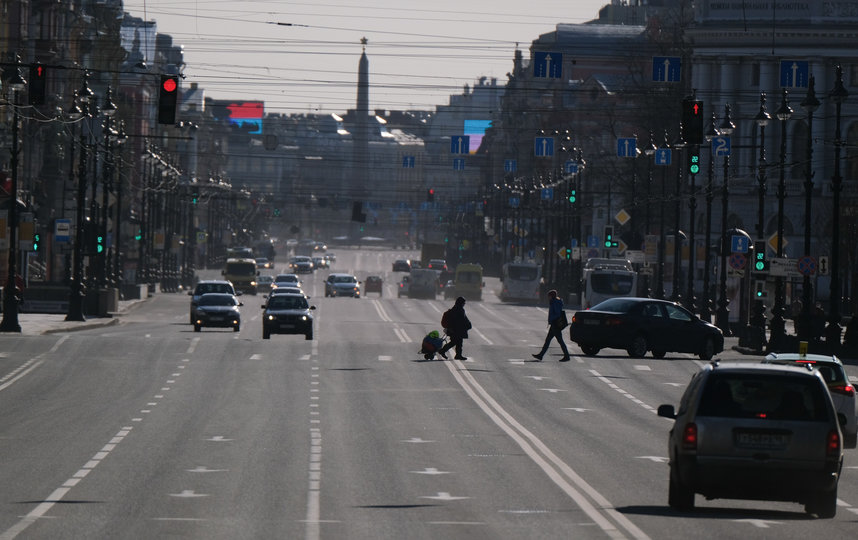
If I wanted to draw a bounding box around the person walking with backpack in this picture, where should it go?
[533,289,570,362]
[439,296,472,360]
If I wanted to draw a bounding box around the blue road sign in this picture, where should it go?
[541,188,554,200]
[655,148,672,165]
[450,136,470,155]
[533,51,562,78]
[617,137,637,158]
[402,156,415,168]
[564,160,579,174]
[587,235,599,248]
[452,158,465,170]
[534,137,554,157]
[780,60,809,88]
[652,56,681,82]
[509,196,520,208]
[711,136,731,157]
[504,159,517,173]
[570,238,579,248]
[731,235,749,253]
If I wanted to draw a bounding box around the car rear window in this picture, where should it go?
[697,373,829,421]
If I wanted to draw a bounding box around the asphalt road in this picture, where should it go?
[1,247,857,539]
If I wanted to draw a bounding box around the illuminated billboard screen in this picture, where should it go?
[464,119,492,154]
[227,101,264,134]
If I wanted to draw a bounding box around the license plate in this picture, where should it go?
[209,316,224,321]
[582,319,600,325]
[280,323,295,329]
[734,431,789,450]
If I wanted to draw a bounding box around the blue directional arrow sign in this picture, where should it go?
[541,187,554,200]
[654,148,672,166]
[780,60,809,88]
[533,51,562,78]
[731,235,749,253]
[617,137,637,158]
[509,196,520,208]
[652,56,681,83]
[711,136,731,157]
[452,158,465,171]
[534,137,554,157]
[402,156,415,168]
[564,160,579,174]
[450,135,470,155]
[504,159,517,173]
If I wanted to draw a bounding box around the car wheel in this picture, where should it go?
[627,334,648,358]
[806,488,838,518]
[263,328,270,339]
[699,337,715,360]
[193,324,201,333]
[305,331,313,340]
[668,464,694,512]
[652,349,667,359]
[189,313,194,324]
[581,345,600,356]
[234,325,240,332]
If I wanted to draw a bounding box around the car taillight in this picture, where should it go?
[827,430,841,457]
[830,384,856,397]
[571,314,579,324]
[606,316,622,326]
[682,423,698,451]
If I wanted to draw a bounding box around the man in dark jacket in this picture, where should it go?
[439,296,472,360]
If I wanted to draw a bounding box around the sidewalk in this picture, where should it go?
[6,298,146,336]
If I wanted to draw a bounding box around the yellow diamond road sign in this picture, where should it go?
[615,208,631,226]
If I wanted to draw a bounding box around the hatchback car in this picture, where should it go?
[364,276,383,296]
[658,361,843,517]
[325,273,361,298]
[569,297,724,359]
[193,293,242,332]
[397,275,411,298]
[764,352,857,448]
[188,280,237,324]
[262,293,315,340]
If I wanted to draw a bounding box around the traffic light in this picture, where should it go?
[568,185,577,203]
[753,240,768,273]
[682,98,704,145]
[604,226,617,248]
[158,74,179,125]
[686,145,701,175]
[96,233,105,254]
[191,191,199,204]
[427,188,435,202]
[33,233,40,252]
[135,228,143,242]
[29,63,46,105]
[565,248,572,260]
[754,280,768,298]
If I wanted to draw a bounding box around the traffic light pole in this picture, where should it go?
[67,95,90,321]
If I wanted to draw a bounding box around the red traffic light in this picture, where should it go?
[428,188,435,195]
[162,77,177,93]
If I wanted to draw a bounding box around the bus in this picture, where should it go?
[223,257,259,295]
[499,261,542,303]
[582,258,637,309]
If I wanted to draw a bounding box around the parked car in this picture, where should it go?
[392,259,411,272]
[397,275,411,298]
[262,293,315,340]
[364,275,383,296]
[325,273,361,298]
[568,297,724,359]
[188,280,237,324]
[764,352,857,448]
[192,293,242,332]
[658,361,844,517]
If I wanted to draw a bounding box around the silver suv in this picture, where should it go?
[658,361,844,517]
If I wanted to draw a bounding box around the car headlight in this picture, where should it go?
[301,315,307,321]
[267,315,275,321]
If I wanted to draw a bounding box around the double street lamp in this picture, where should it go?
[770,89,793,344]
[797,76,820,341]
[716,104,736,334]
[826,65,848,348]
[0,58,26,333]
[702,112,720,321]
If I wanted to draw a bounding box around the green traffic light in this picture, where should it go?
[755,261,764,271]
[690,164,699,174]
[569,190,577,203]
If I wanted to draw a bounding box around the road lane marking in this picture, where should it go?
[443,358,650,540]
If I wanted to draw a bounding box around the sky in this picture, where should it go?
[122,0,610,115]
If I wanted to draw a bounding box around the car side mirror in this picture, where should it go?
[838,412,848,428]
[310,305,317,310]
[657,404,676,419]
[235,291,243,296]
[238,302,244,306]
[188,291,193,296]
[260,304,267,309]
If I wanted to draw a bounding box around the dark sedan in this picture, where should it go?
[568,297,723,360]
[262,293,315,340]
[193,293,242,332]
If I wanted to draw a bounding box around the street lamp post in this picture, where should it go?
[99,86,116,288]
[770,89,793,345]
[0,59,26,333]
[112,122,127,288]
[750,93,771,338]
[826,65,848,348]
[671,133,686,303]
[655,130,669,300]
[643,132,657,298]
[798,76,819,341]
[716,104,736,334]
[702,113,720,321]
[66,74,94,322]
